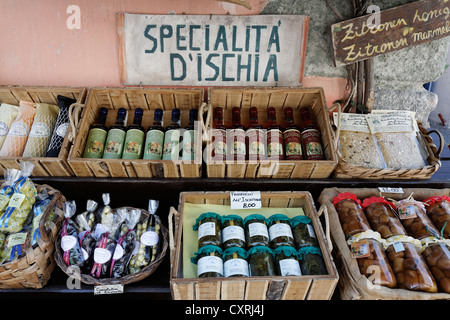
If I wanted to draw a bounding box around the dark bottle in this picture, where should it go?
[162,108,181,160]
[299,106,324,160]
[83,107,109,158]
[122,108,145,160]
[266,107,284,161]
[227,107,246,162]
[143,108,165,160]
[102,108,127,159]
[182,108,198,161]
[246,107,265,161]
[211,107,226,161]
[282,107,303,160]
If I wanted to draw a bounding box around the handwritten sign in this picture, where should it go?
[331,0,450,66]
[230,191,262,210]
[117,14,309,86]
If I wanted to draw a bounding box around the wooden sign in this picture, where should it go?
[331,0,450,67]
[117,14,309,86]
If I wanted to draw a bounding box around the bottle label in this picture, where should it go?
[301,129,324,160]
[212,128,226,161]
[222,225,245,242]
[143,129,164,160]
[246,128,265,160]
[269,222,293,240]
[83,128,107,158]
[103,128,126,159]
[248,222,269,238]
[182,129,195,161]
[283,129,302,160]
[197,255,223,276]
[162,129,181,160]
[122,129,144,159]
[227,128,246,161]
[279,259,302,276]
[224,258,249,277]
[266,129,283,160]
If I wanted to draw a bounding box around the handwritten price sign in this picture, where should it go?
[230,191,262,210]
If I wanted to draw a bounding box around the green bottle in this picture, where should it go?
[143,108,165,160]
[102,108,127,159]
[162,108,181,161]
[122,108,145,159]
[83,107,109,158]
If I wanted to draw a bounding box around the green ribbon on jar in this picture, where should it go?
[274,245,300,258]
[266,214,290,225]
[222,246,248,259]
[221,214,244,224]
[247,245,275,258]
[289,215,312,228]
[297,246,323,260]
[243,214,267,225]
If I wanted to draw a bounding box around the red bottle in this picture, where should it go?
[300,106,324,160]
[246,107,266,161]
[266,107,284,161]
[227,107,246,162]
[212,107,227,161]
[282,107,303,160]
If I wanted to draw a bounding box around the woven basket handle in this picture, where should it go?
[317,204,333,253]
[37,185,65,243]
[424,129,444,158]
[67,102,85,142]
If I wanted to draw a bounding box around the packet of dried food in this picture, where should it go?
[94,193,112,237]
[115,207,141,240]
[77,218,96,273]
[333,112,385,169]
[30,189,55,245]
[60,200,84,267]
[0,103,19,150]
[0,169,21,215]
[77,199,98,232]
[46,95,76,157]
[0,225,32,264]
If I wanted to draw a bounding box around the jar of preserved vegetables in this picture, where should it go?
[222,247,249,277]
[297,246,327,275]
[333,192,371,239]
[274,246,302,276]
[190,245,223,278]
[290,215,319,249]
[193,212,222,248]
[244,214,269,248]
[267,214,294,249]
[424,196,450,239]
[248,245,275,277]
[221,215,246,249]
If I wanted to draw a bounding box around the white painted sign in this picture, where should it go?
[118,14,309,86]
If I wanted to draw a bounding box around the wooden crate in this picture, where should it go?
[67,87,204,178]
[0,86,87,177]
[204,87,337,178]
[169,191,339,300]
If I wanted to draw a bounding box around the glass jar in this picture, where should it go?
[421,240,450,294]
[244,214,269,248]
[274,246,302,276]
[362,197,406,239]
[193,212,222,248]
[267,214,295,249]
[222,247,249,277]
[290,215,319,249]
[221,215,246,249]
[248,245,275,277]
[191,245,223,278]
[424,196,450,239]
[297,246,327,276]
[333,193,371,239]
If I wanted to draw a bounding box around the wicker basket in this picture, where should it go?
[55,206,168,286]
[0,184,65,289]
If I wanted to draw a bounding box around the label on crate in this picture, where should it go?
[230,191,262,210]
[283,129,302,160]
[94,284,124,295]
[378,187,404,194]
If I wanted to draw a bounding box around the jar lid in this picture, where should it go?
[361,196,395,210]
[222,247,248,259]
[423,196,450,206]
[243,214,267,225]
[247,245,274,257]
[332,192,362,206]
[221,214,244,224]
[290,215,312,227]
[190,245,223,264]
[297,246,323,260]
[266,214,290,225]
[274,246,299,258]
[193,212,222,231]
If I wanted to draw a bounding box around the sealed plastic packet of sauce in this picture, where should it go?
[193,212,222,249]
[0,103,19,150]
[333,192,371,239]
[46,95,76,157]
[0,101,36,157]
[424,196,450,239]
[60,200,84,267]
[22,103,60,157]
[362,197,406,239]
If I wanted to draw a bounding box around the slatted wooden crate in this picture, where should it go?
[204,87,337,178]
[0,86,87,177]
[169,191,339,300]
[67,87,204,178]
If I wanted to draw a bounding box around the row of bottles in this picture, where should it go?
[212,106,324,161]
[83,107,198,161]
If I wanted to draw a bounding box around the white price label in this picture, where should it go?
[94,284,124,295]
[378,187,404,194]
[230,191,261,210]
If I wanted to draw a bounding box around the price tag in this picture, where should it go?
[378,187,404,194]
[230,191,261,210]
[94,284,124,295]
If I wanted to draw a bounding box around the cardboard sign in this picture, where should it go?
[118,14,309,86]
[331,0,450,66]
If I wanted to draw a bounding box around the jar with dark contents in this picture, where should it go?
[244,214,269,248]
[297,246,327,275]
[222,247,249,277]
[267,214,295,249]
[248,245,275,277]
[333,192,371,239]
[362,197,406,239]
[424,196,450,239]
[221,215,246,249]
[191,245,223,278]
[421,240,450,294]
[274,246,302,276]
[290,215,319,249]
[193,212,222,249]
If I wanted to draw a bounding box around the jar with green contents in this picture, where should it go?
[297,246,327,275]
[267,214,295,249]
[193,212,222,248]
[191,245,223,278]
[221,215,246,249]
[274,246,302,276]
[248,245,275,277]
[244,214,269,248]
[222,247,249,277]
[290,215,319,249]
